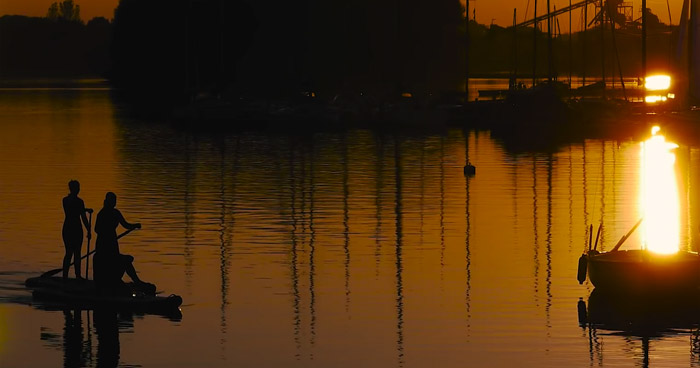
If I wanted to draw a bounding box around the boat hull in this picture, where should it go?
[587,250,700,293]
[25,276,182,316]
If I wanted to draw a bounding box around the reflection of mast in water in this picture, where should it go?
[692,329,700,365]
[545,154,553,330]
[288,141,302,357]
[586,323,602,365]
[440,137,446,284]
[308,141,317,354]
[375,136,384,276]
[642,336,650,367]
[464,131,472,330]
[511,155,519,251]
[532,155,540,301]
[420,139,425,248]
[342,134,351,312]
[218,140,228,351]
[184,135,196,290]
[218,137,237,352]
[394,136,405,367]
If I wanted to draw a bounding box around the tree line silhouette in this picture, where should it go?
[0,0,678,104]
[0,14,110,78]
[108,0,463,108]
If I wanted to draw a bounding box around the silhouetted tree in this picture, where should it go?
[110,0,258,108]
[0,15,112,78]
[47,0,82,24]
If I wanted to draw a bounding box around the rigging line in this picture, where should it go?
[525,0,531,23]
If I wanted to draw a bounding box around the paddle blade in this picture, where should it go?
[40,268,63,278]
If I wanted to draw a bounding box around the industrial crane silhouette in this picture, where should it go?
[515,0,627,29]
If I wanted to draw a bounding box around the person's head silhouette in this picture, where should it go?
[104,192,117,209]
[68,180,80,195]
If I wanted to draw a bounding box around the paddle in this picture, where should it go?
[85,211,92,279]
[611,218,643,252]
[41,228,137,278]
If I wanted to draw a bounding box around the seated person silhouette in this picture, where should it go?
[62,180,93,280]
[93,192,151,295]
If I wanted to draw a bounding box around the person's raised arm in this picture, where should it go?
[116,209,142,230]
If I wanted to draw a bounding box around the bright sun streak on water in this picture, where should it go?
[640,126,680,254]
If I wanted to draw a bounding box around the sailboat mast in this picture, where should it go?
[642,0,647,82]
[569,0,572,88]
[548,0,553,82]
[533,0,538,86]
[583,4,588,86]
[600,0,606,96]
[677,0,689,103]
[687,0,700,102]
[513,9,518,83]
[466,0,470,102]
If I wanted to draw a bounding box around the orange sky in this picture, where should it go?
[0,0,686,29]
[0,0,119,21]
[472,0,684,29]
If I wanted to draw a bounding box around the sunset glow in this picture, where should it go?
[645,75,672,91]
[645,95,668,103]
[639,126,680,254]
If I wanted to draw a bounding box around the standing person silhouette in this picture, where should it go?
[62,180,93,280]
[93,192,148,294]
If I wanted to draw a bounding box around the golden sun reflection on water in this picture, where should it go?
[640,126,680,254]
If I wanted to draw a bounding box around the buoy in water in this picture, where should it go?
[464,163,476,176]
[577,253,588,284]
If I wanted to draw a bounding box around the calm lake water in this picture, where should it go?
[2,88,700,367]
